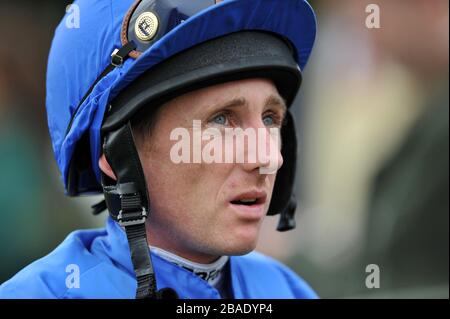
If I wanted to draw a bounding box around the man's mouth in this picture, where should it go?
[230,196,266,206]
[228,191,267,219]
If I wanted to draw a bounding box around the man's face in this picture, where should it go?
[137,78,286,263]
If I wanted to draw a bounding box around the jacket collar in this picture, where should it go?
[100,217,278,299]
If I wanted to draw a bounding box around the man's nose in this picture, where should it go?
[240,123,284,175]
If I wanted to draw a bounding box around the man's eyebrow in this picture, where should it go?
[209,94,286,113]
[211,97,249,110]
[265,94,287,114]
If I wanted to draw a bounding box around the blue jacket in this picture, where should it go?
[0,217,317,299]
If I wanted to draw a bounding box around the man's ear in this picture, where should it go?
[99,154,117,181]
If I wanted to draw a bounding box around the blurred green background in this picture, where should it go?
[0,0,448,298]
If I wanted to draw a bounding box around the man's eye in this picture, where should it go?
[211,114,228,125]
[263,115,276,127]
[263,112,284,127]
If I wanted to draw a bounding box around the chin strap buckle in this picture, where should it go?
[116,191,148,227]
[118,206,148,227]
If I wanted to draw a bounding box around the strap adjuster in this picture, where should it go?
[111,49,124,67]
[117,207,148,227]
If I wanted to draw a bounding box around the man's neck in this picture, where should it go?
[149,246,229,287]
[146,228,220,263]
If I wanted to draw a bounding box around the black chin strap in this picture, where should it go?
[101,122,178,299]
